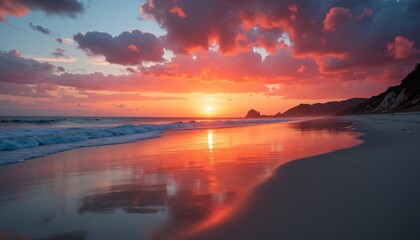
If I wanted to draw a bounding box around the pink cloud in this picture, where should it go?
[288,4,298,21]
[387,36,418,59]
[140,49,319,83]
[0,0,27,21]
[323,7,352,31]
[357,8,373,20]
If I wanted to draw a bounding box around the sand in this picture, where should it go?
[184,113,420,240]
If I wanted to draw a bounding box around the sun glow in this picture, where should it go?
[204,105,214,114]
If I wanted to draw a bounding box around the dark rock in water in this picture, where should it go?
[341,63,420,115]
[245,109,261,118]
[281,98,366,117]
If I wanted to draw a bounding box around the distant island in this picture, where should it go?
[246,63,420,118]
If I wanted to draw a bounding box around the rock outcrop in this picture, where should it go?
[245,109,261,118]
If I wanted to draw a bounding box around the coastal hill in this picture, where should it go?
[340,64,420,115]
[245,63,420,118]
[281,98,366,117]
[244,98,365,118]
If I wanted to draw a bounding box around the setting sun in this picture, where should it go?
[205,105,214,114]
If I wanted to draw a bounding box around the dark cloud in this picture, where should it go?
[56,38,64,43]
[74,30,165,65]
[0,0,84,21]
[0,98,22,106]
[0,82,56,98]
[114,104,126,108]
[141,0,420,74]
[125,67,137,74]
[0,50,54,84]
[29,22,51,35]
[51,48,67,58]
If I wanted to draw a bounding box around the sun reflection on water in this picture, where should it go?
[207,130,214,151]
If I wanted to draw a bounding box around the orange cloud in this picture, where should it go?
[0,0,27,21]
[170,6,187,18]
[0,0,84,21]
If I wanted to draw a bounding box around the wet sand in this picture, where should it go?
[185,113,420,240]
[0,119,359,240]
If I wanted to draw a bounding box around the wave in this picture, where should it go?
[0,118,289,165]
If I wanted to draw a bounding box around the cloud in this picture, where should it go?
[140,49,319,83]
[323,7,352,31]
[0,50,55,84]
[357,8,373,20]
[141,0,420,73]
[0,0,27,21]
[73,30,165,65]
[33,56,77,63]
[124,67,137,74]
[0,98,22,106]
[58,92,187,103]
[56,38,64,43]
[0,46,416,103]
[29,22,51,35]
[113,103,126,108]
[0,0,84,21]
[170,6,187,18]
[51,48,68,58]
[0,82,56,98]
[0,52,267,95]
[270,80,390,100]
[52,72,268,94]
[387,36,418,59]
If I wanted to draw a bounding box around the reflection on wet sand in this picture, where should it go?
[78,184,167,214]
[290,118,353,133]
[0,119,361,240]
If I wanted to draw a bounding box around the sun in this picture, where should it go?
[204,105,214,114]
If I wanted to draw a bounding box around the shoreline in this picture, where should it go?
[0,117,301,165]
[185,113,420,240]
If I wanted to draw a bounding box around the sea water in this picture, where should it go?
[0,116,292,164]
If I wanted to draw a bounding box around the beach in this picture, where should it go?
[0,113,419,240]
[185,113,420,240]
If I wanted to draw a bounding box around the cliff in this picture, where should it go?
[341,64,420,115]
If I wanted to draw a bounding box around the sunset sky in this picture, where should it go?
[0,0,419,117]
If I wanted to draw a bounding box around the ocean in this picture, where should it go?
[0,116,291,164]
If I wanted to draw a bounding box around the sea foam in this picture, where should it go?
[0,118,288,165]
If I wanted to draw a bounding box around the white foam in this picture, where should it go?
[0,118,290,164]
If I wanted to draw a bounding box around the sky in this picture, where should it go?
[0,0,419,117]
